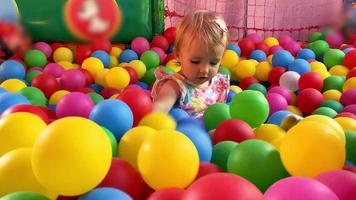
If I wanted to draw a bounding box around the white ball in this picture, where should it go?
[279,71,300,91]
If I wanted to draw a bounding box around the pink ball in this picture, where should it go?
[131,37,150,55]
[269,45,284,55]
[56,92,94,118]
[44,63,64,78]
[326,33,343,49]
[336,112,356,119]
[196,162,223,180]
[284,41,301,56]
[315,170,356,200]
[247,33,262,44]
[340,89,356,106]
[33,42,53,58]
[342,104,356,115]
[264,177,339,200]
[266,93,288,115]
[60,69,85,91]
[148,188,185,200]
[268,86,292,104]
[278,35,293,46]
[151,47,167,65]
[213,119,255,144]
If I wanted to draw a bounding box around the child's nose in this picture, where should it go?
[199,65,209,74]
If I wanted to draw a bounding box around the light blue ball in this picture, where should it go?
[296,48,316,60]
[119,50,138,63]
[169,108,189,122]
[288,59,311,75]
[0,60,26,80]
[0,93,30,114]
[89,99,133,140]
[227,43,241,56]
[267,110,292,125]
[272,50,294,68]
[91,50,110,68]
[178,117,206,130]
[80,188,132,200]
[249,50,267,62]
[0,0,19,23]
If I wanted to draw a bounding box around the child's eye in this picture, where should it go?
[190,60,200,64]
[210,62,218,66]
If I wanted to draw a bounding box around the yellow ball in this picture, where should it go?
[329,65,349,76]
[119,62,128,67]
[95,68,109,87]
[105,67,130,90]
[287,105,303,116]
[230,85,242,93]
[53,47,73,63]
[109,56,118,68]
[264,37,279,47]
[334,117,356,132]
[255,61,272,81]
[82,57,104,77]
[110,47,122,58]
[0,79,26,92]
[49,90,70,105]
[254,124,285,150]
[72,63,80,69]
[323,89,342,101]
[221,50,239,69]
[311,61,328,72]
[343,77,356,92]
[248,59,259,67]
[313,69,330,80]
[267,55,273,64]
[138,130,199,189]
[233,60,256,80]
[129,60,147,79]
[280,121,345,177]
[118,126,156,169]
[110,94,120,99]
[57,61,74,70]
[31,117,112,196]
[0,148,57,198]
[139,112,176,131]
[0,112,47,156]
[166,59,181,72]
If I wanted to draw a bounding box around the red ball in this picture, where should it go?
[347,68,356,80]
[238,38,255,57]
[182,173,264,200]
[75,87,95,94]
[31,73,59,98]
[97,158,144,200]
[163,27,176,44]
[239,76,259,90]
[296,88,323,114]
[196,163,223,180]
[79,68,94,87]
[335,112,356,120]
[344,49,356,70]
[298,72,323,91]
[37,106,57,120]
[213,119,255,144]
[123,66,138,84]
[254,42,269,55]
[100,87,120,99]
[164,53,175,64]
[147,188,185,200]
[117,87,153,126]
[75,44,92,64]
[92,37,112,53]
[50,43,65,52]
[268,67,286,86]
[151,35,169,52]
[2,104,49,124]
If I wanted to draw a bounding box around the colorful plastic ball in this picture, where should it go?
[266,93,288,115]
[94,68,109,87]
[82,57,104,77]
[31,73,59,98]
[129,60,146,79]
[53,47,73,63]
[57,61,74,70]
[296,48,316,60]
[220,50,239,69]
[247,83,267,95]
[33,42,52,58]
[119,49,138,63]
[24,50,47,68]
[80,187,132,200]
[43,63,64,78]
[346,131,356,163]
[138,130,199,190]
[326,33,343,48]
[233,60,256,80]
[249,50,266,62]
[48,90,69,105]
[18,87,47,106]
[56,92,94,118]
[268,86,292,104]
[329,65,349,76]
[323,49,345,68]
[105,67,130,90]
[283,41,301,56]
[271,50,294,68]
[0,191,52,200]
[151,47,167,65]
[211,141,238,171]
[268,67,286,85]
[163,27,176,44]
[147,188,184,200]
[298,71,323,91]
[91,50,110,68]
[264,177,339,200]
[254,123,285,150]
[110,46,122,58]
[334,117,356,132]
[59,69,85,91]
[343,47,354,54]
[307,40,330,58]
[312,107,337,118]
[278,35,293,46]
[346,68,356,80]
[203,103,231,131]
[247,33,262,44]
[75,45,92,64]
[227,43,241,56]
[0,79,27,92]
[78,69,94,87]
[196,162,223,179]
[131,37,150,55]
[321,100,344,113]
[269,45,283,55]
[0,60,25,80]
[340,89,356,106]
[100,87,119,99]
[138,112,176,131]
[0,93,29,114]
[323,75,345,92]
[238,38,255,57]
[141,68,156,85]
[344,50,356,70]
[255,42,269,54]
[50,43,65,52]
[279,71,300,91]
[140,50,160,70]
[296,88,323,114]
[169,108,189,122]
[92,37,111,53]
[182,173,263,200]
[288,59,311,75]
[343,77,356,92]
[213,119,254,144]
[254,61,272,81]
[2,104,49,124]
[31,117,111,196]
[121,67,137,85]
[25,70,42,84]
[267,110,292,125]
[309,32,323,43]
[151,35,169,52]
[264,37,279,47]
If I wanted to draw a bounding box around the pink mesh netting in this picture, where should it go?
[164,0,344,41]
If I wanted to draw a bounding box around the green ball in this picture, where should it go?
[308,32,323,43]
[211,141,238,171]
[321,100,344,113]
[140,50,160,69]
[0,192,50,200]
[18,86,47,106]
[322,75,345,92]
[247,83,267,95]
[229,90,269,128]
[346,131,356,164]
[141,68,156,85]
[321,28,333,40]
[312,107,337,118]
[161,66,175,75]
[218,66,231,76]
[203,103,231,131]
[323,49,345,68]
[25,70,42,83]
[88,92,104,104]
[307,40,330,58]
[227,139,288,192]
[102,127,118,157]
[24,50,47,68]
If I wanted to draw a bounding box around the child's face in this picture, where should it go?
[176,37,225,85]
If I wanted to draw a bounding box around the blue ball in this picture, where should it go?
[227,43,241,56]
[0,87,6,94]
[167,44,174,54]
[343,48,355,54]
[91,50,110,68]
[249,50,267,61]
[169,108,189,122]
[272,50,294,68]
[0,0,19,23]
[89,84,103,93]
[176,124,213,162]
[136,81,149,89]
[267,110,292,125]
[0,60,26,80]
[119,49,138,63]
[227,90,236,103]
[296,48,316,60]
[0,93,30,114]
[89,99,133,140]
[178,117,206,130]
[288,59,311,75]
[80,188,132,200]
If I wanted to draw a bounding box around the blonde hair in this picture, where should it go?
[174,10,229,52]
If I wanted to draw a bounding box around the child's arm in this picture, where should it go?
[152,80,180,113]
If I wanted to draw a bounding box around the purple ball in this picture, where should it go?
[268,86,292,104]
[247,33,262,44]
[56,92,94,118]
[342,104,356,115]
[266,93,288,115]
[326,33,343,49]
[284,41,301,56]
[131,37,150,55]
[340,89,356,106]
[33,42,53,58]
[278,35,293,46]
[151,47,167,65]
[44,63,64,78]
[270,45,284,55]
[264,177,339,200]
[60,69,85,91]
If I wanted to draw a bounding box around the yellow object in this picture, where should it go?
[72,63,80,69]
[105,67,130,90]
[129,60,147,79]
[95,68,109,87]
[0,79,26,92]
[138,130,199,190]
[311,61,328,72]
[82,57,104,77]
[280,121,345,177]
[264,37,279,47]
[166,59,181,72]
[0,113,46,156]
[329,65,349,76]
[119,62,128,67]
[313,69,330,80]
[110,47,122,58]
[230,85,242,93]
[220,50,239,69]
[57,61,74,70]
[0,148,57,199]
[139,112,176,131]
[323,90,342,101]
[118,126,156,169]
[254,124,286,150]
[267,55,273,64]
[343,77,356,92]
[334,117,356,132]
[53,47,73,63]
[31,117,112,196]
[287,105,303,116]
[233,60,256,80]
[110,94,120,99]
[254,61,272,81]
[49,90,70,105]
[109,56,118,68]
